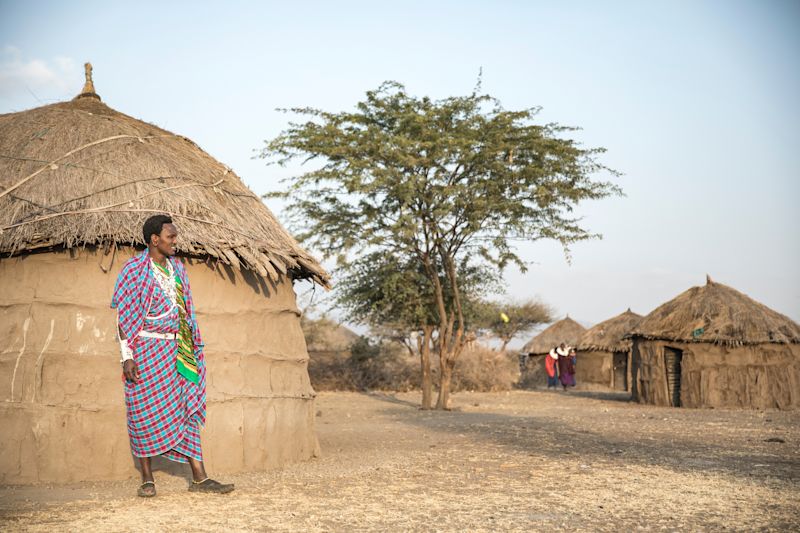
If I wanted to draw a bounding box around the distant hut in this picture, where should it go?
[629,276,800,409]
[576,309,642,390]
[0,65,330,483]
[519,316,586,388]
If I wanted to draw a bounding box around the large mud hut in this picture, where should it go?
[575,309,642,390]
[629,276,800,410]
[0,66,330,483]
[519,316,586,388]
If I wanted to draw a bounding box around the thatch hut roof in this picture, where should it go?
[522,316,586,355]
[630,276,800,346]
[577,308,642,353]
[0,64,329,286]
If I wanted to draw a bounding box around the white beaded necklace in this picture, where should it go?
[150,257,177,306]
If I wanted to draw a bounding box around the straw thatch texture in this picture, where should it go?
[0,93,328,286]
[577,309,642,353]
[521,316,586,355]
[630,278,800,347]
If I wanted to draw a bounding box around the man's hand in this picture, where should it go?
[123,360,140,383]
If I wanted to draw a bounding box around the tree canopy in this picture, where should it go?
[261,80,621,408]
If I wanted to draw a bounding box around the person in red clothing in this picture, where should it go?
[545,346,560,389]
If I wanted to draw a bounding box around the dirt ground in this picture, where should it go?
[1,389,798,532]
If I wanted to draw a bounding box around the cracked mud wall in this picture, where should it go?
[575,350,612,387]
[632,339,800,410]
[0,247,320,484]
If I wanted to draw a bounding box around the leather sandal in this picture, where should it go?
[189,478,235,494]
[137,481,156,498]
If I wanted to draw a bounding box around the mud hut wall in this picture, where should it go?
[575,350,612,386]
[632,339,800,410]
[0,248,319,484]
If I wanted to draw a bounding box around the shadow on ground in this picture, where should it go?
[364,391,799,482]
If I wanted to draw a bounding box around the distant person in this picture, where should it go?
[556,343,575,391]
[569,347,578,386]
[545,347,560,389]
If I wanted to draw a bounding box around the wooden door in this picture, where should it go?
[612,351,627,391]
[664,347,683,407]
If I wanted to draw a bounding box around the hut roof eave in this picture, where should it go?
[0,96,330,287]
[629,279,800,346]
[627,333,799,347]
[576,309,642,353]
[521,316,587,354]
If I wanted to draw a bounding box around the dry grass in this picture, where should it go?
[450,346,519,392]
[1,390,798,532]
[310,343,519,393]
[308,338,418,392]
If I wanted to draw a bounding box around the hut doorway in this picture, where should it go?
[612,351,627,391]
[664,347,683,407]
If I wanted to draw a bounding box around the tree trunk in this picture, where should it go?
[500,338,511,353]
[419,326,434,410]
[436,355,451,409]
[436,349,457,409]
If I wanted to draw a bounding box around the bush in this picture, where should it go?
[517,354,548,389]
[309,337,519,393]
[448,346,519,392]
[308,336,417,392]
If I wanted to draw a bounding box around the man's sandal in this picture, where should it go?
[188,478,235,494]
[137,481,156,498]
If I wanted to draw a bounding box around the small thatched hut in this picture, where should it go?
[575,309,642,390]
[629,276,800,410]
[519,316,586,388]
[0,65,330,483]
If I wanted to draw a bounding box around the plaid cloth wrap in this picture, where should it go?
[111,251,206,463]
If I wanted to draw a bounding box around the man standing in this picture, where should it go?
[112,214,233,497]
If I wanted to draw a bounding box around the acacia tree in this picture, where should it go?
[336,252,438,409]
[473,299,553,353]
[261,81,620,409]
[335,251,498,409]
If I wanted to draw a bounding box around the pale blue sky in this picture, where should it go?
[1,0,798,342]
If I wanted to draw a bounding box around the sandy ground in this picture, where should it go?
[1,389,799,532]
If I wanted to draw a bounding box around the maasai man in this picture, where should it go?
[112,215,234,497]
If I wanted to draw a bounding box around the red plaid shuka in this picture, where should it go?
[111,251,206,462]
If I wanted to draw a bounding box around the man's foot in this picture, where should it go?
[189,478,235,494]
[137,481,156,498]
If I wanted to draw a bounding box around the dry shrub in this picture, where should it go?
[308,336,417,392]
[307,350,358,391]
[309,339,520,393]
[517,354,548,389]
[449,346,519,392]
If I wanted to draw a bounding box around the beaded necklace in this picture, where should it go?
[150,257,177,306]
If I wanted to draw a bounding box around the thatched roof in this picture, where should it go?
[522,316,586,355]
[0,65,329,287]
[577,309,642,353]
[630,276,800,346]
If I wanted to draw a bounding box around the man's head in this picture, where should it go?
[559,342,566,349]
[142,215,178,257]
